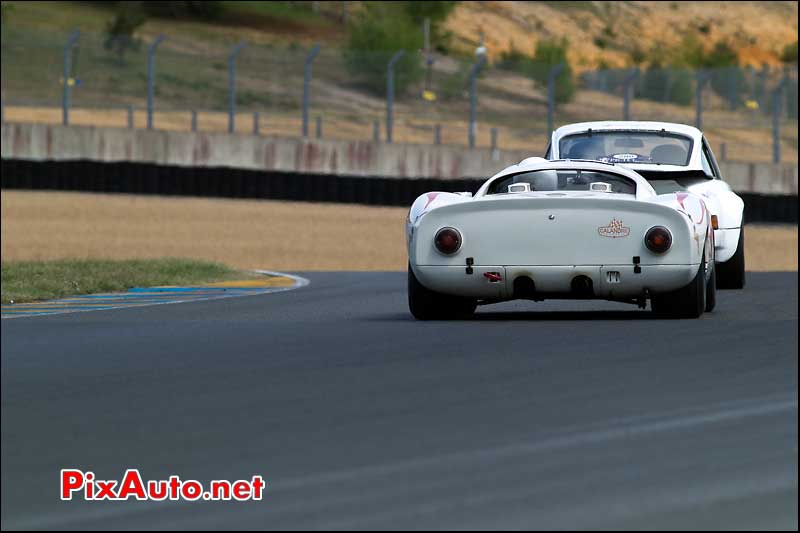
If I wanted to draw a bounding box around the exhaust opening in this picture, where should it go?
[571,275,594,296]
[513,276,536,299]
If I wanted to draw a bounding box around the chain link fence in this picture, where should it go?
[2,27,797,163]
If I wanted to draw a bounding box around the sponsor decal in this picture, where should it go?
[598,218,630,238]
[598,153,652,164]
[610,153,639,161]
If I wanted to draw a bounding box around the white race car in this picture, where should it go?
[406,158,718,320]
[548,121,745,289]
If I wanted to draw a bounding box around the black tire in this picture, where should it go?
[408,265,477,320]
[652,261,706,319]
[716,226,745,289]
[705,259,716,312]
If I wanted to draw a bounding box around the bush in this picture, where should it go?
[529,38,575,103]
[141,1,225,20]
[343,4,423,95]
[639,64,692,106]
[659,37,743,107]
[104,2,147,65]
[403,1,458,52]
[438,61,471,101]
[497,43,533,75]
[780,41,798,63]
[669,69,693,106]
[640,64,671,102]
[702,41,743,108]
[1,2,13,25]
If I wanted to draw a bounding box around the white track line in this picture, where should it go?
[1,270,310,320]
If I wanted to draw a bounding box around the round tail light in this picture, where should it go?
[645,226,672,254]
[434,227,462,255]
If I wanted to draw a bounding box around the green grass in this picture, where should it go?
[1,258,256,304]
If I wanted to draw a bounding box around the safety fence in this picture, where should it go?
[2,27,798,163]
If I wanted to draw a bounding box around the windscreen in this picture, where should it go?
[487,169,636,195]
[559,131,693,166]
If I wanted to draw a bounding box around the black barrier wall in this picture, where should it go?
[1,159,797,224]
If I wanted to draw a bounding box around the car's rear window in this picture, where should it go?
[487,169,636,195]
[559,131,693,166]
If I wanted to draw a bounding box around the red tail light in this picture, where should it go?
[434,227,462,255]
[645,226,672,254]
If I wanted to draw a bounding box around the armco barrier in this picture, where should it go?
[1,123,797,195]
[0,123,528,180]
[1,158,796,223]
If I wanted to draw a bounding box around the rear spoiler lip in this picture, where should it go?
[425,194,692,226]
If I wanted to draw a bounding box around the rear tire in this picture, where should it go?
[652,261,706,319]
[705,260,717,312]
[408,265,477,320]
[716,226,745,289]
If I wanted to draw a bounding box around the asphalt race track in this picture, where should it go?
[2,272,797,530]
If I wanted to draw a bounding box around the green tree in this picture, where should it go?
[780,41,798,63]
[403,1,458,51]
[343,3,423,95]
[529,38,575,103]
[141,1,225,19]
[1,2,14,26]
[497,42,533,75]
[703,41,742,108]
[403,1,458,25]
[104,2,147,65]
[668,36,742,107]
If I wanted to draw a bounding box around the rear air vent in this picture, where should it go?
[513,276,536,299]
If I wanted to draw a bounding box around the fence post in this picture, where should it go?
[228,41,247,134]
[490,127,499,160]
[372,119,380,142]
[302,43,321,137]
[253,111,260,135]
[434,124,441,145]
[663,68,674,102]
[127,105,135,129]
[782,67,793,119]
[695,69,709,130]
[386,49,405,144]
[757,64,769,111]
[191,110,198,132]
[623,68,639,120]
[772,78,787,164]
[146,34,166,130]
[468,54,487,148]
[547,63,565,139]
[727,67,739,111]
[316,115,322,138]
[62,30,80,126]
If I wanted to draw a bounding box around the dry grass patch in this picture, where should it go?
[1,190,796,272]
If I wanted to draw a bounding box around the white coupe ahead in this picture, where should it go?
[406,121,745,320]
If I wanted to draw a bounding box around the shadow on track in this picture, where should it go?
[366,310,676,322]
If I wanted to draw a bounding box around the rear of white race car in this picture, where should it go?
[407,192,714,319]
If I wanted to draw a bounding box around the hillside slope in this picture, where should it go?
[445,1,798,69]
